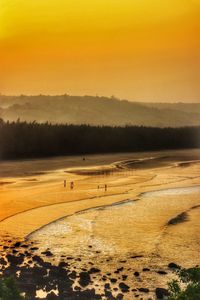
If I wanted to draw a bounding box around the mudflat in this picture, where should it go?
[0,149,200,299]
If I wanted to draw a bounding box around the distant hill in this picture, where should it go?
[0,95,200,127]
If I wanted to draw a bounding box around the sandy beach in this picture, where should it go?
[0,149,200,299]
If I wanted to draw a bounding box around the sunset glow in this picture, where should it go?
[0,0,200,101]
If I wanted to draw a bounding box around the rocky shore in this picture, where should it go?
[0,239,183,300]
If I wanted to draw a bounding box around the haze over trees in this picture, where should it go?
[0,95,200,127]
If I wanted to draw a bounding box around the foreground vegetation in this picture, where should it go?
[0,119,199,159]
[168,267,200,300]
[0,277,24,300]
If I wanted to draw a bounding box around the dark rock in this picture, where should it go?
[69,271,77,279]
[30,247,38,251]
[168,263,180,269]
[105,283,111,290]
[57,276,74,297]
[138,288,149,293]
[143,268,150,272]
[0,257,7,265]
[32,255,44,265]
[122,275,128,281]
[27,260,32,264]
[80,288,101,300]
[58,261,68,268]
[42,261,52,268]
[3,246,9,250]
[134,271,140,277]
[110,278,117,283]
[49,265,68,280]
[104,289,116,300]
[14,242,21,248]
[89,267,101,274]
[117,267,124,272]
[41,250,53,257]
[45,281,58,293]
[130,255,143,259]
[116,293,124,300]
[21,244,29,248]
[24,251,31,258]
[155,288,169,299]
[79,272,91,287]
[157,271,167,275]
[46,292,59,300]
[7,254,24,266]
[119,282,129,292]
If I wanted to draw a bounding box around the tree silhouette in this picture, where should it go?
[0,119,199,159]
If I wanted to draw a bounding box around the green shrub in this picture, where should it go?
[0,277,24,300]
[168,267,200,300]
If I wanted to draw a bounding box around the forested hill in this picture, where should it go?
[0,95,200,127]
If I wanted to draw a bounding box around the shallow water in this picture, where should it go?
[1,150,200,300]
[142,185,200,197]
[30,184,200,259]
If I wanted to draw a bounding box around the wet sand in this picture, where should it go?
[0,149,200,299]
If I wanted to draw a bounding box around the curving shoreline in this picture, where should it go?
[0,149,200,299]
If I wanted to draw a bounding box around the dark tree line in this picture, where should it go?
[0,119,199,159]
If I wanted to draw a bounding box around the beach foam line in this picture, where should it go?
[28,184,200,241]
[140,185,200,198]
[27,198,137,239]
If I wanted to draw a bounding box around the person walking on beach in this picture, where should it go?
[64,180,66,188]
[70,181,74,190]
[105,184,107,192]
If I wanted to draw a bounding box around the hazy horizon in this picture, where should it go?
[0,93,200,104]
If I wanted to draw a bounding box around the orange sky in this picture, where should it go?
[0,0,200,102]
